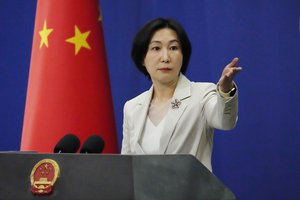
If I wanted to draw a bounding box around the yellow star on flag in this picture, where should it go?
[98,7,102,21]
[66,25,91,55]
[39,20,53,48]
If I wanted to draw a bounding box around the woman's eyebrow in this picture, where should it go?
[150,39,180,44]
[149,40,161,44]
[169,39,180,44]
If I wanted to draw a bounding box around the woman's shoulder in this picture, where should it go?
[180,74,216,91]
[124,90,151,109]
[191,81,216,89]
[127,90,148,103]
[189,81,217,97]
[181,81,217,104]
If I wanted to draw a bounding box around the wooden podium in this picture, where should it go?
[0,152,235,200]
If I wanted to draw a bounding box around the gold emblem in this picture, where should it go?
[30,159,60,195]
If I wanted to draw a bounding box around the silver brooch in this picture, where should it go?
[171,99,181,109]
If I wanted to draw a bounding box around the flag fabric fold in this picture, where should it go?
[21,0,118,153]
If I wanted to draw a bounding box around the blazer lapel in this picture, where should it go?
[159,74,191,153]
[133,87,153,154]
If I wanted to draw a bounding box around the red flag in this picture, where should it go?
[21,0,118,153]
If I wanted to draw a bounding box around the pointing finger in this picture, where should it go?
[228,57,239,68]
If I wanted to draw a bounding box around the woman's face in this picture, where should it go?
[144,28,183,85]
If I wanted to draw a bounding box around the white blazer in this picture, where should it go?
[121,74,238,171]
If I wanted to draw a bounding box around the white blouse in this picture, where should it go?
[140,99,171,153]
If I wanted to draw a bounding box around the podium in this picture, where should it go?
[0,152,235,200]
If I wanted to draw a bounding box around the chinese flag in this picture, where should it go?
[20,0,118,153]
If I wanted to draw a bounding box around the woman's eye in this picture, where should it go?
[151,46,160,51]
[170,46,179,50]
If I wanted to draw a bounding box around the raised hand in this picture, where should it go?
[218,57,242,92]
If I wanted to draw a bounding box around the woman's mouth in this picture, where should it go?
[158,67,171,72]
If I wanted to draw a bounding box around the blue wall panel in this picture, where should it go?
[0,0,299,199]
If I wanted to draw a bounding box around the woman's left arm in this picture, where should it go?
[204,58,242,130]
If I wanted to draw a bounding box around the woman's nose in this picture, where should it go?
[160,49,170,63]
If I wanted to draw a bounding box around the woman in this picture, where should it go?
[121,18,242,171]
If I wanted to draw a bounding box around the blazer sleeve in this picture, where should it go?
[203,83,238,130]
[121,102,131,154]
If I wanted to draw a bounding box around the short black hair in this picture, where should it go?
[131,18,192,77]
